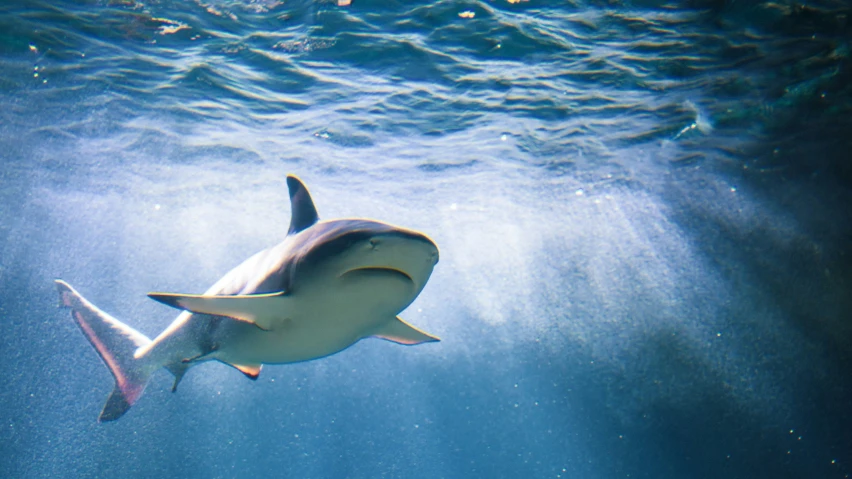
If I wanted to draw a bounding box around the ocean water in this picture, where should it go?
[1,0,851,477]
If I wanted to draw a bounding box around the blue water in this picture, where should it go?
[1,0,851,477]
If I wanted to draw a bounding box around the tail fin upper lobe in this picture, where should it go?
[55,280,153,422]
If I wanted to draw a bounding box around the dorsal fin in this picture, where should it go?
[286,175,319,235]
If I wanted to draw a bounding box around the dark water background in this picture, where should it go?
[1,0,852,477]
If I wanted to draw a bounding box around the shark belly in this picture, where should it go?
[214,269,416,365]
[215,312,373,364]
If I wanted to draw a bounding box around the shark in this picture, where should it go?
[55,175,440,422]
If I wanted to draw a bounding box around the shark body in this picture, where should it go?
[56,175,440,421]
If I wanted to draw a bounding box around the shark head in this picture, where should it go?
[279,175,439,301]
[291,219,439,298]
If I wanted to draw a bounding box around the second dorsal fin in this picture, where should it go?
[286,175,319,235]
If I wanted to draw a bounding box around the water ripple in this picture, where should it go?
[0,0,849,182]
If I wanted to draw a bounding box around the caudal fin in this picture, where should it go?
[55,280,153,422]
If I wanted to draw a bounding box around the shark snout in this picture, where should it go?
[428,243,439,264]
[420,238,439,265]
[368,233,439,263]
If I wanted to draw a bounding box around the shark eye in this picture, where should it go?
[369,238,380,248]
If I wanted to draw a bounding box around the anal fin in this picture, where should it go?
[166,363,189,393]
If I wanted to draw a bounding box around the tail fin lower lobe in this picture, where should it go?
[55,280,153,422]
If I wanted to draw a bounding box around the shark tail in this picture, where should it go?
[55,280,154,422]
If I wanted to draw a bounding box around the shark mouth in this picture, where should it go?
[343,267,413,283]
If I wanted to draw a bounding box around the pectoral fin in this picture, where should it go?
[147,291,289,331]
[372,316,440,345]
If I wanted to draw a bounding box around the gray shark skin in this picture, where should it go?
[55,175,440,422]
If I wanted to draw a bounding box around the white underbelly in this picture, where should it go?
[220,312,378,364]
[216,269,415,365]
